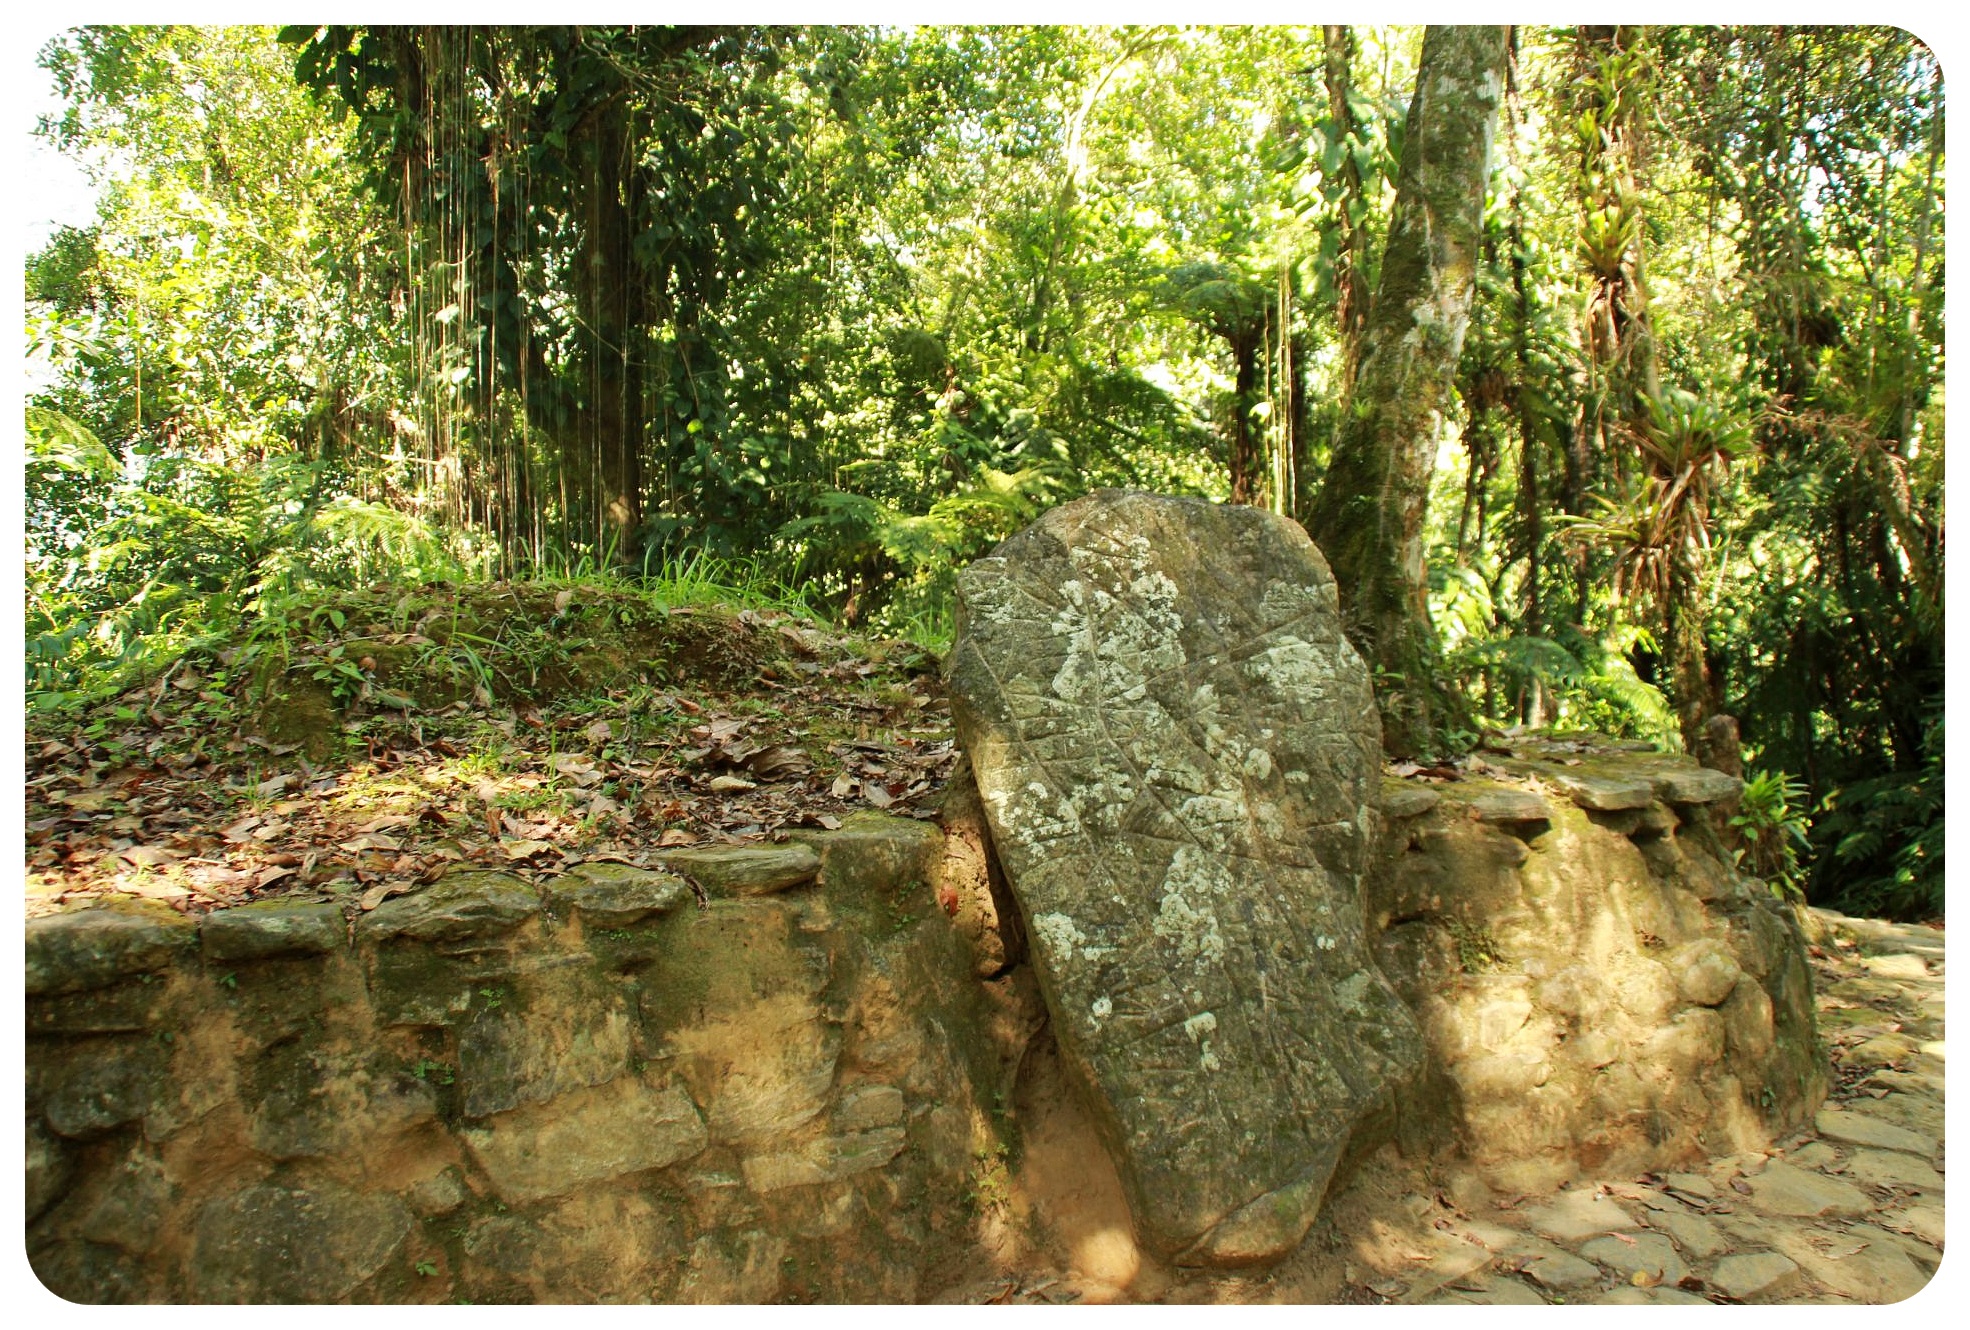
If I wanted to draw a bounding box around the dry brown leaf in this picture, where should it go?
[585,719,613,744]
[707,774,756,793]
[831,772,857,798]
[256,865,297,890]
[119,845,184,868]
[359,881,413,911]
[862,783,895,809]
[499,838,554,860]
[657,828,698,847]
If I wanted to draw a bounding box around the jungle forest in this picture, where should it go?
[24,24,1944,922]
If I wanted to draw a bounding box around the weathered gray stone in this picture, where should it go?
[1466,786,1553,824]
[201,900,345,962]
[461,1075,707,1203]
[741,1126,909,1192]
[27,900,196,996]
[1594,1285,1710,1305]
[1549,769,1655,812]
[1814,1107,1934,1157]
[26,1117,75,1223]
[1651,765,1743,807]
[191,1182,411,1302]
[948,491,1423,1263]
[791,810,940,897]
[1744,1161,1870,1217]
[1524,1189,1637,1243]
[1651,1209,1726,1259]
[1580,1231,1687,1285]
[1381,782,1441,820]
[659,843,821,896]
[244,1047,439,1160]
[455,995,634,1118]
[41,1039,170,1140]
[1710,1251,1800,1300]
[547,862,688,928]
[1519,1248,1601,1290]
[406,1168,469,1217]
[1844,1147,1944,1192]
[1667,939,1743,1006]
[834,1084,907,1132]
[358,872,539,945]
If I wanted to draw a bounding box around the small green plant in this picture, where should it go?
[415,1260,439,1278]
[1445,920,1505,973]
[1731,769,1811,900]
[410,1059,456,1085]
[966,1144,1013,1215]
[219,972,238,990]
[478,986,504,1010]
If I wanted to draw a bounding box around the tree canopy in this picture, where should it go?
[25,24,1944,919]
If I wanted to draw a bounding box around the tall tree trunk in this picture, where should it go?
[1228,331,1265,507]
[581,91,643,558]
[1305,24,1509,757]
[1322,25,1371,391]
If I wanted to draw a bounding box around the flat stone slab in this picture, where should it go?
[1579,1231,1687,1285]
[1524,1189,1637,1243]
[1744,1161,1871,1217]
[659,843,820,896]
[1547,768,1655,811]
[548,862,689,927]
[1649,764,1743,806]
[1814,1107,1935,1157]
[1843,1148,1944,1192]
[1710,1251,1801,1300]
[461,1075,706,1203]
[358,872,540,945]
[191,1182,412,1301]
[1520,1248,1600,1290]
[1381,781,1441,820]
[27,900,197,995]
[1465,786,1552,824]
[202,900,345,962]
[948,491,1423,1264]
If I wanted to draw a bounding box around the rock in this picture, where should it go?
[834,1084,906,1132]
[1814,1107,1934,1157]
[1785,1141,1841,1170]
[1381,782,1441,820]
[1783,1225,1933,1303]
[947,491,1422,1263]
[659,843,821,896]
[406,1168,469,1217]
[201,901,345,962]
[1743,1161,1870,1217]
[1720,979,1775,1057]
[26,900,197,996]
[26,1117,75,1223]
[676,1230,787,1303]
[1594,1285,1709,1305]
[1440,1274,1548,1305]
[1549,769,1655,812]
[455,995,634,1117]
[1466,787,1553,824]
[1636,801,1679,836]
[74,1142,174,1254]
[1650,765,1743,807]
[28,1238,147,1303]
[933,758,1025,975]
[547,862,688,928]
[1524,1189,1637,1243]
[741,1126,909,1193]
[1843,1148,1944,1192]
[1667,939,1742,1006]
[1579,1231,1687,1286]
[1859,953,1930,981]
[245,1046,438,1160]
[1662,1171,1716,1199]
[191,1182,412,1302]
[42,1039,170,1140]
[1709,1251,1800,1300]
[358,872,540,945]
[462,1074,707,1204]
[1651,1209,1725,1259]
[1520,1249,1601,1290]
[1882,1202,1944,1247]
[792,811,939,897]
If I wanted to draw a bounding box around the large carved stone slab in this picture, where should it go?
[948,490,1424,1264]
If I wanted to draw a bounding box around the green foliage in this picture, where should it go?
[1730,770,1812,901]
[1810,709,1944,921]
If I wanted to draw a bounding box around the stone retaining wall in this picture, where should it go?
[26,746,1826,1302]
[27,813,1020,1303]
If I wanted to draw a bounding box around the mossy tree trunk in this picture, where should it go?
[1305,25,1509,757]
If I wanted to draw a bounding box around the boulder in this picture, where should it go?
[948,491,1423,1264]
[658,844,821,896]
[27,899,197,996]
[358,872,540,946]
[191,1182,411,1302]
[202,900,346,962]
[546,862,688,928]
